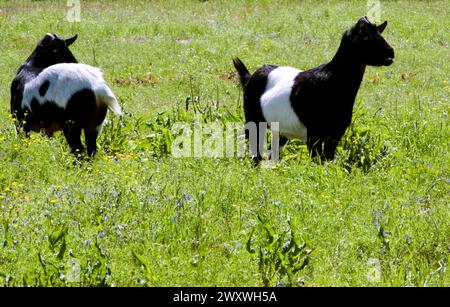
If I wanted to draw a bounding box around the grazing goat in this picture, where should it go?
[11,33,121,156]
[233,16,394,163]
[20,63,122,156]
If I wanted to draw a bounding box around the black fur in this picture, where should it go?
[39,80,50,96]
[234,16,394,163]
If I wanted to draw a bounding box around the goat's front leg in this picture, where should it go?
[22,122,31,138]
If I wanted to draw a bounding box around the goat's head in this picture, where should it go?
[28,33,78,68]
[347,16,394,66]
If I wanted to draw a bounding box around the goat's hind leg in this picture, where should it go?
[84,104,107,157]
[84,125,101,157]
[323,136,340,161]
[63,122,84,155]
[245,121,263,165]
[307,134,325,163]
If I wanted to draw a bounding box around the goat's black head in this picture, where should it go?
[346,16,394,66]
[28,33,78,68]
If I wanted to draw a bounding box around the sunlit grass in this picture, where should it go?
[0,0,449,286]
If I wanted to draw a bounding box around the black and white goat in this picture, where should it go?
[233,16,394,163]
[11,33,121,156]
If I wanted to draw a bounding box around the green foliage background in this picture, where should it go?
[0,0,448,286]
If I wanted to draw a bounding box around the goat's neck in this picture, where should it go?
[26,58,47,69]
[328,46,366,93]
[25,52,51,69]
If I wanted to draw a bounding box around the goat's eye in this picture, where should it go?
[357,27,371,41]
[359,31,370,41]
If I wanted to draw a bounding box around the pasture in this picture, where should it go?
[0,0,448,286]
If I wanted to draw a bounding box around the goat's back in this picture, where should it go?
[22,63,121,115]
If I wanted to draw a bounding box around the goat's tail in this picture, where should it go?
[96,85,122,115]
[233,57,251,88]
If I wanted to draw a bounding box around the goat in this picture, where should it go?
[233,16,394,163]
[20,63,122,156]
[11,33,121,156]
[11,33,78,130]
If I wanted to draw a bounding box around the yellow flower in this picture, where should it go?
[11,182,23,187]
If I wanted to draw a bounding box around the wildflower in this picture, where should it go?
[372,211,382,226]
[173,210,181,222]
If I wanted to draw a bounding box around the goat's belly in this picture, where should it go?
[262,105,308,140]
[260,85,307,141]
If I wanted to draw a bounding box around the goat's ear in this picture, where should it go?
[65,34,78,46]
[41,33,54,45]
[353,16,370,36]
[44,33,54,40]
[356,16,370,27]
[353,17,369,38]
[377,21,388,34]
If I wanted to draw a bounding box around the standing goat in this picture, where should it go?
[233,16,394,163]
[11,33,121,156]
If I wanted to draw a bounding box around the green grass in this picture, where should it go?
[0,0,449,286]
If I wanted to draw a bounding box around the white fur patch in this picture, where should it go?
[260,66,307,140]
[22,63,121,115]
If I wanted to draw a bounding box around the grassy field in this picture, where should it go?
[0,0,448,286]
